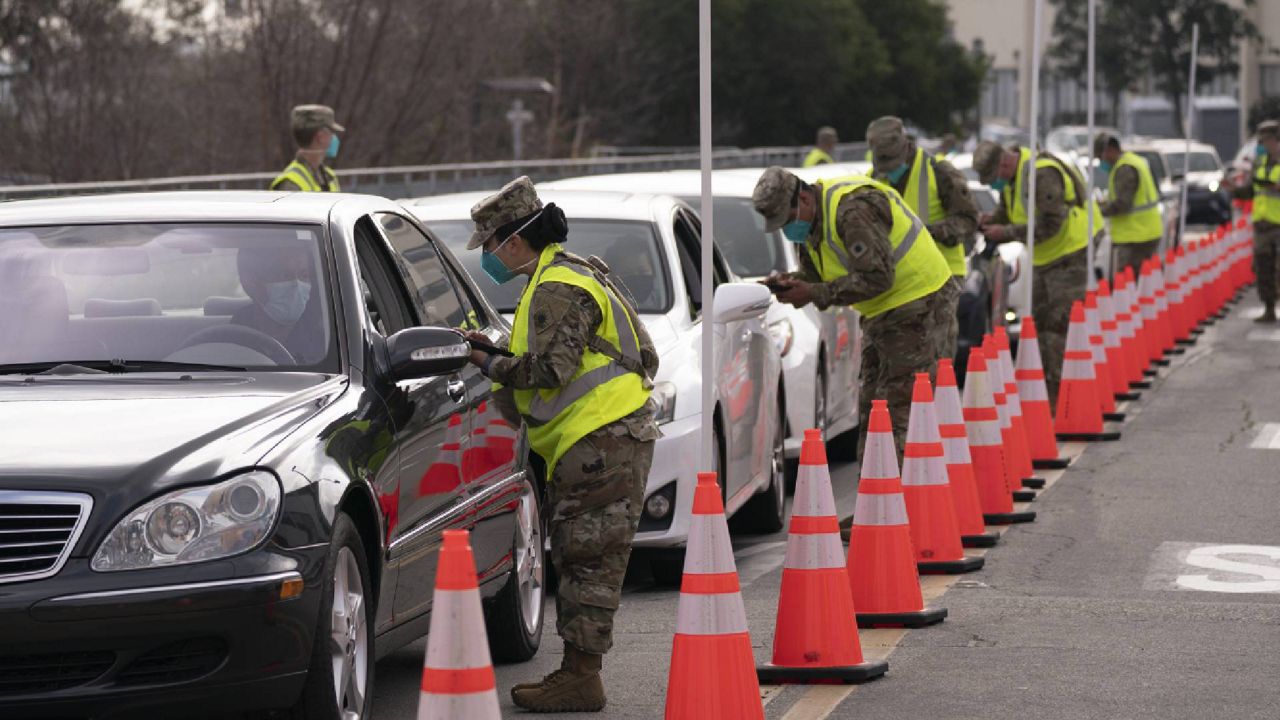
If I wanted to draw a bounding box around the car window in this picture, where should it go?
[0,223,337,370]
[424,217,671,315]
[354,218,416,336]
[375,213,469,329]
[676,209,726,286]
[676,195,787,278]
[1134,151,1166,186]
[1165,151,1220,175]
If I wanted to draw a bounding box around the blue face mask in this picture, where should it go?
[480,211,543,284]
[326,134,340,160]
[1257,144,1268,158]
[782,218,811,243]
[1099,160,1114,173]
[884,163,910,184]
[263,280,311,325]
[990,178,1008,192]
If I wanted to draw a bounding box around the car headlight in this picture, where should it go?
[92,470,281,572]
[1208,180,1220,193]
[652,381,677,425]
[767,318,795,357]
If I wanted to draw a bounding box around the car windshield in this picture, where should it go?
[1165,151,1220,175]
[675,196,788,278]
[425,218,671,314]
[0,223,337,372]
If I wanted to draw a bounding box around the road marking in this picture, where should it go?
[1146,541,1280,593]
[779,685,856,720]
[1249,423,1280,449]
[1246,328,1280,342]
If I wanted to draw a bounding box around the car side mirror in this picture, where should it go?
[386,327,470,381]
[711,282,772,324]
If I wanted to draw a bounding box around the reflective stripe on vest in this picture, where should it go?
[1001,147,1090,266]
[905,147,966,276]
[803,148,835,167]
[1254,160,1280,224]
[271,160,340,192]
[506,244,650,478]
[804,175,951,318]
[1108,152,1164,244]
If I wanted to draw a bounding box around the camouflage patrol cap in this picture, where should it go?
[1092,131,1119,157]
[972,140,1006,184]
[1258,120,1280,141]
[752,166,801,233]
[468,176,543,250]
[866,116,908,170]
[291,105,344,133]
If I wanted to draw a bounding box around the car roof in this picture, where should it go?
[1132,139,1218,154]
[404,188,678,223]
[0,191,380,227]
[541,170,762,198]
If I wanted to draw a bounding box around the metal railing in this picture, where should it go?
[0,142,870,202]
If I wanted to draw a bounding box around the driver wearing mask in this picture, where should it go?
[232,247,323,363]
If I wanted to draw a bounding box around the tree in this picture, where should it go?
[1249,95,1280,131]
[1048,0,1146,123]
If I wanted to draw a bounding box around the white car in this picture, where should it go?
[542,171,861,459]
[403,190,786,583]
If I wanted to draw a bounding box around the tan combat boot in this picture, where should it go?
[511,644,606,712]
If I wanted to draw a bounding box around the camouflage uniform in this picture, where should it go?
[1231,148,1280,309]
[271,105,342,192]
[775,179,958,458]
[1100,164,1160,278]
[487,259,660,657]
[983,152,1087,406]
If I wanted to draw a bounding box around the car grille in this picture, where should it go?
[0,490,93,585]
[0,650,116,696]
[115,638,228,687]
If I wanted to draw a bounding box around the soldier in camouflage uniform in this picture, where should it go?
[867,116,974,358]
[975,142,1089,406]
[270,105,343,192]
[1226,121,1280,323]
[752,166,958,459]
[1094,132,1164,278]
[464,176,659,713]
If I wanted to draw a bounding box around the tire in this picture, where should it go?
[647,548,687,587]
[735,394,787,534]
[288,513,375,720]
[486,477,546,663]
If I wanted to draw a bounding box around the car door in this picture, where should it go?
[354,215,473,623]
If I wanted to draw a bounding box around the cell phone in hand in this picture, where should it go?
[761,280,790,294]
[469,339,514,357]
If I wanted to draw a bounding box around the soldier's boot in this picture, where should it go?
[1255,303,1276,323]
[511,644,606,712]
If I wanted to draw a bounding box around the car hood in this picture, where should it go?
[0,373,344,490]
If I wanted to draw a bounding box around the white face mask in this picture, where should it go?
[263,280,311,325]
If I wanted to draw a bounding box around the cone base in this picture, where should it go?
[1115,391,1142,401]
[1012,489,1036,502]
[1021,476,1047,488]
[1103,412,1126,422]
[1142,368,1159,377]
[756,660,888,685]
[1057,430,1122,442]
[1032,457,1070,469]
[918,556,985,575]
[1152,358,1171,366]
[1190,327,1205,335]
[856,607,947,628]
[983,510,1036,525]
[962,532,1001,548]
[1166,347,1185,356]
[1130,380,1153,389]
[1175,338,1196,346]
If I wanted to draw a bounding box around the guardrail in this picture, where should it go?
[0,143,870,202]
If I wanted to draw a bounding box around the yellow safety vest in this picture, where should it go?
[1253,160,1280,224]
[1001,147,1090,266]
[271,159,340,192]
[803,148,835,167]
[504,244,651,478]
[1107,151,1163,244]
[805,175,951,318]
[902,147,966,276]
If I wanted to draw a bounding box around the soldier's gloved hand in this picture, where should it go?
[775,281,813,308]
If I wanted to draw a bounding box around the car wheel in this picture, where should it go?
[647,548,687,587]
[486,477,546,663]
[289,513,374,720]
[735,393,787,534]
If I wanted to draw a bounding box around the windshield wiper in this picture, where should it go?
[0,359,246,375]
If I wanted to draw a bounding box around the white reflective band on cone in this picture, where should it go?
[942,434,973,463]
[784,532,846,570]
[683,514,737,575]
[966,418,1003,447]
[962,370,996,416]
[793,466,839,518]
[902,454,950,487]
[936,387,965,424]
[1061,355,1096,380]
[675,592,750,635]
[1019,379,1049,403]
[861,431,901,481]
[853,492,910,526]
[905,404,942,444]
[419,693,500,720]
[426,590,497,670]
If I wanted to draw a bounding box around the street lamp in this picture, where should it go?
[483,77,555,161]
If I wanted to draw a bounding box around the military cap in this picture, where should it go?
[291,104,344,133]
[866,116,909,170]
[817,126,838,144]
[972,140,1006,184]
[1093,131,1119,158]
[752,166,801,232]
[1258,121,1280,141]
[468,176,544,250]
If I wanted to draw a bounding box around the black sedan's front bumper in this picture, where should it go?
[1185,186,1233,226]
[0,545,327,719]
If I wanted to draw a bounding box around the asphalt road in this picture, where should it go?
[373,291,1280,719]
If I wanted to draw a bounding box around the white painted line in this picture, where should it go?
[1245,328,1280,342]
[1249,423,1280,449]
[1146,541,1280,593]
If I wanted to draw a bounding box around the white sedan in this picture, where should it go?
[542,170,861,459]
[404,189,786,583]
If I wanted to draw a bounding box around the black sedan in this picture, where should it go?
[0,192,545,719]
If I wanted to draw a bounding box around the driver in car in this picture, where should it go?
[232,246,324,363]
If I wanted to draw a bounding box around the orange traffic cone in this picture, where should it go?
[935,358,999,548]
[1015,318,1068,469]
[902,374,985,574]
[417,530,500,720]
[666,473,764,719]
[995,327,1045,489]
[1084,292,1124,422]
[983,335,1035,503]
[1055,301,1122,442]
[847,400,948,628]
[757,430,889,684]
[963,349,1035,525]
[1120,268,1153,389]
[1097,280,1141,401]
[420,414,464,495]
[1139,260,1171,369]
[1153,260,1182,356]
